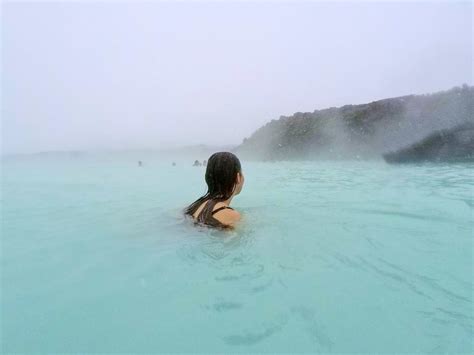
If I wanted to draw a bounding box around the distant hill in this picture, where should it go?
[158,144,237,157]
[1,145,237,164]
[236,85,473,160]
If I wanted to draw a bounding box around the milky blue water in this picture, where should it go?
[1,155,473,353]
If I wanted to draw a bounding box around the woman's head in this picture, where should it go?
[184,151,243,218]
[205,152,244,200]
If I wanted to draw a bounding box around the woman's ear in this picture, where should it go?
[238,172,245,185]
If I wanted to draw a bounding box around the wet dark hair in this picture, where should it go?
[185,152,242,225]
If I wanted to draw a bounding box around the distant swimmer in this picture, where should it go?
[193,160,202,166]
[138,161,143,167]
[185,152,244,229]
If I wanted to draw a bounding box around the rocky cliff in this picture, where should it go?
[236,85,473,161]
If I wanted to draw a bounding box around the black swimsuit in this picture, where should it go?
[195,202,234,229]
[211,206,234,215]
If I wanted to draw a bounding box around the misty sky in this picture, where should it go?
[2,1,472,154]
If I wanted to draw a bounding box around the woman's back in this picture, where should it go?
[192,200,240,228]
[192,199,240,229]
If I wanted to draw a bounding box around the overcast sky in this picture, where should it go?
[2,1,472,154]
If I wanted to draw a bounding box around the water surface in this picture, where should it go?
[2,155,472,352]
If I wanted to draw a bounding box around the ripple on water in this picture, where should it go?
[221,316,288,346]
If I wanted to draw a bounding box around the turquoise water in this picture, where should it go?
[2,155,473,353]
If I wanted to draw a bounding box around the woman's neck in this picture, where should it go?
[222,195,234,206]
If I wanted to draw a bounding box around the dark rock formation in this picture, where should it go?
[236,85,473,160]
[383,123,474,163]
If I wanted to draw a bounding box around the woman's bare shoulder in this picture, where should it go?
[213,207,241,227]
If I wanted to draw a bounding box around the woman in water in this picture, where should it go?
[185,152,244,229]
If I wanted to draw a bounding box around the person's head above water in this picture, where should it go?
[205,152,243,199]
[185,152,244,228]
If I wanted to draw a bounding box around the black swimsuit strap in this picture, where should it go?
[211,206,234,215]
